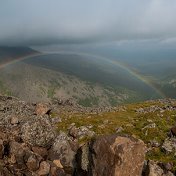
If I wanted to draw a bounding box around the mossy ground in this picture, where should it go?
[52,100,176,171]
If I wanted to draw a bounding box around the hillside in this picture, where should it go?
[0,47,163,107]
[0,95,176,175]
[0,61,133,106]
[0,46,39,64]
[54,98,176,172]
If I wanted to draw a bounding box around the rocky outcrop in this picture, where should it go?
[0,126,147,176]
[2,95,175,176]
[0,128,73,175]
[75,134,146,176]
[0,96,72,175]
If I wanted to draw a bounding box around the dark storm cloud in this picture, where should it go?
[1,0,176,46]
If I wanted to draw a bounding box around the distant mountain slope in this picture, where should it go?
[24,53,160,99]
[0,46,162,106]
[0,62,135,106]
[0,46,39,64]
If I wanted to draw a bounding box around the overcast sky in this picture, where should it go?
[1,0,176,47]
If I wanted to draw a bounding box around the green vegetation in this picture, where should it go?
[47,86,55,98]
[0,80,11,96]
[78,96,99,107]
[47,80,61,98]
[54,100,176,171]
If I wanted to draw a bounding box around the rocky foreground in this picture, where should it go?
[0,96,176,175]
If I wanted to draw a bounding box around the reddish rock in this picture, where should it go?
[32,146,48,159]
[9,141,26,168]
[26,154,40,171]
[50,166,66,176]
[0,131,8,144]
[76,134,146,176]
[0,139,4,159]
[0,167,13,176]
[35,103,50,116]
[37,161,50,176]
[170,125,176,136]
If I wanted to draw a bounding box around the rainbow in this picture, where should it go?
[0,51,166,98]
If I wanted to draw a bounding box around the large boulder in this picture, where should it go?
[21,116,55,147]
[75,134,146,176]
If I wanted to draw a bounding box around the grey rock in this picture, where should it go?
[150,140,160,147]
[48,132,77,172]
[78,126,95,139]
[143,123,156,130]
[51,116,62,124]
[144,160,174,176]
[21,116,55,147]
[116,126,124,133]
[162,138,176,154]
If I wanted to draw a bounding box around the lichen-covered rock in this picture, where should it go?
[144,160,174,176]
[77,126,95,139]
[48,132,77,173]
[21,116,55,147]
[162,138,176,154]
[75,134,146,176]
